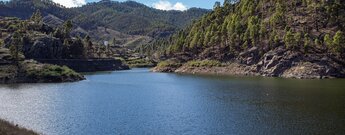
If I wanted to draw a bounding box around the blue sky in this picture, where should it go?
[1,0,219,10]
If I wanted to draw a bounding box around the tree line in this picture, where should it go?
[143,0,345,59]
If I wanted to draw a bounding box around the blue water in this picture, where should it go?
[0,68,344,135]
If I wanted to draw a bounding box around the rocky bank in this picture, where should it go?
[0,119,38,135]
[153,46,345,79]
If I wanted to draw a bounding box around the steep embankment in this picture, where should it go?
[153,0,345,79]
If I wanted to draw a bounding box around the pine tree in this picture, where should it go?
[214,2,221,9]
[63,20,73,38]
[294,32,302,47]
[9,31,23,62]
[111,37,116,46]
[324,34,333,49]
[30,9,43,24]
[332,31,344,53]
[84,35,93,56]
[284,30,295,49]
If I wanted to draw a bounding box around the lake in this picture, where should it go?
[0,68,344,135]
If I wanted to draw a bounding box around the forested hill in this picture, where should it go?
[151,0,345,79]
[0,0,209,37]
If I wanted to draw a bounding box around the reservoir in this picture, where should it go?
[0,68,344,135]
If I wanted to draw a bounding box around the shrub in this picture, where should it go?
[157,60,181,68]
[27,64,80,78]
[186,60,222,67]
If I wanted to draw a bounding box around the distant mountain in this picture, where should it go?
[0,0,209,38]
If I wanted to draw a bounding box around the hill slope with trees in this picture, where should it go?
[151,0,345,79]
[0,0,209,38]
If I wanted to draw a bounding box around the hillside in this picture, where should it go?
[152,0,345,79]
[0,0,209,46]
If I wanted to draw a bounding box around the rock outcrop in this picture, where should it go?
[0,48,84,83]
[23,35,64,59]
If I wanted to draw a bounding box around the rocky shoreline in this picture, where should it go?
[0,119,38,135]
[153,47,345,79]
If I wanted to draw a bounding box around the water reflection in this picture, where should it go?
[0,68,344,135]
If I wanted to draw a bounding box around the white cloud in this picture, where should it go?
[52,0,86,8]
[153,0,187,11]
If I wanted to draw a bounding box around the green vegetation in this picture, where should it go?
[26,64,80,78]
[0,39,4,47]
[157,60,182,69]
[0,0,209,38]
[332,31,345,53]
[186,60,223,67]
[126,58,155,68]
[142,0,345,58]
[9,31,23,62]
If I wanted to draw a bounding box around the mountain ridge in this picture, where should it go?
[0,0,209,48]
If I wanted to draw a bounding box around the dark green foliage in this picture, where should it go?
[332,31,345,53]
[0,0,209,38]
[284,30,295,49]
[27,65,77,77]
[186,60,223,67]
[9,31,23,61]
[30,9,43,24]
[157,60,181,69]
[144,0,345,58]
[63,20,73,38]
[324,34,333,49]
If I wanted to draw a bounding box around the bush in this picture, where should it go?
[27,64,80,78]
[126,58,155,67]
[186,60,222,67]
[157,60,181,68]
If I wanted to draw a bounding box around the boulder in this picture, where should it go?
[24,35,63,59]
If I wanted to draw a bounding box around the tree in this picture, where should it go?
[284,30,295,49]
[248,16,260,46]
[84,35,93,56]
[53,28,64,39]
[214,1,221,9]
[190,32,201,49]
[270,2,285,27]
[223,0,231,7]
[111,37,116,46]
[294,32,302,47]
[304,33,312,52]
[63,20,73,38]
[9,31,23,63]
[332,31,344,53]
[324,34,333,49]
[30,9,43,24]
